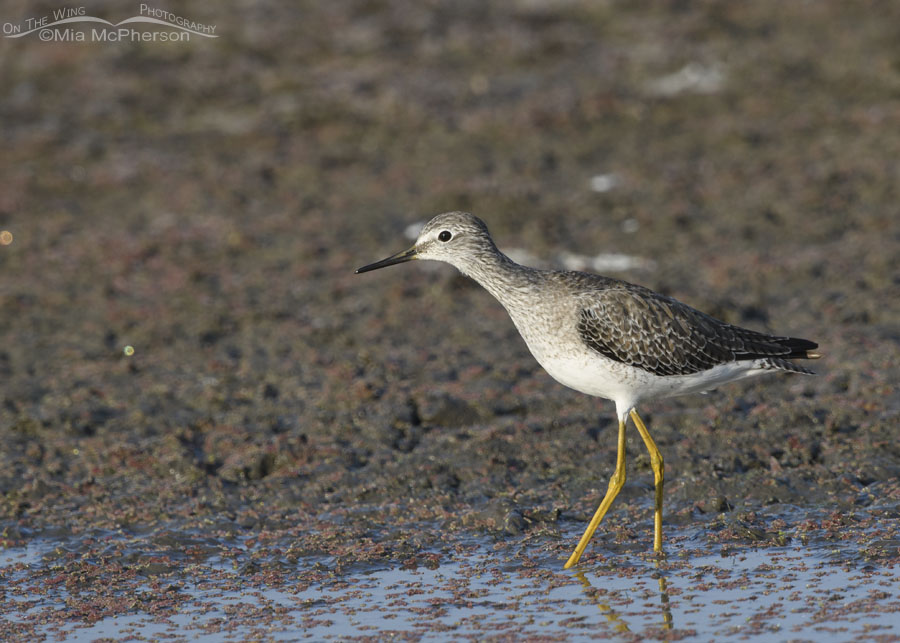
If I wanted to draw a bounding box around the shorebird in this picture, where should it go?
[356,212,820,568]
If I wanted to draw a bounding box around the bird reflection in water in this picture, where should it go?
[573,560,673,632]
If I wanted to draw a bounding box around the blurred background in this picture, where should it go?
[0,1,899,635]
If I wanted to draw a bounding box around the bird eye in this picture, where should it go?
[438,230,452,242]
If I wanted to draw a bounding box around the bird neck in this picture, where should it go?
[457,249,540,311]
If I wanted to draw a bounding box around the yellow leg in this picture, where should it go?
[564,417,627,569]
[630,409,664,552]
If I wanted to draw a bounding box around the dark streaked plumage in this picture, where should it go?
[575,284,818,377]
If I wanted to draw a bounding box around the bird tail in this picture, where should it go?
[763,357,816,375]
[776,337,819,360]
[770,337,820,374]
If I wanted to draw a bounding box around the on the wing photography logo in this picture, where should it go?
[3,4,217,42]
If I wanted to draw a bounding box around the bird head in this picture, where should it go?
[356,211,497,275]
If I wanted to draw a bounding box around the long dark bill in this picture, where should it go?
[355,246,418,274]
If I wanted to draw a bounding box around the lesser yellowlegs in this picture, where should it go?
[356,212,820,568]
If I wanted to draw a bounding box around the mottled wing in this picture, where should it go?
[577,286,816,376]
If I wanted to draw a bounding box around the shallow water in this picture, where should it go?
[3,518,899,641]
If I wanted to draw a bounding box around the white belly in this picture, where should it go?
[535,351,767,410]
